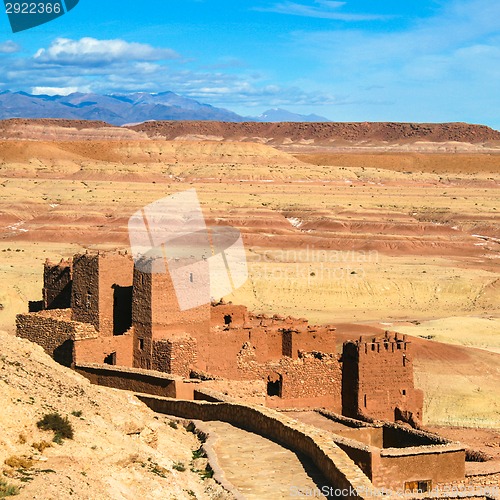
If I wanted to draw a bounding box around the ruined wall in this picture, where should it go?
[278,354,341,409]
[75,363,187,399]
[245,325,282,362]
[152,337,197,378]
[16,310,98,367]
[334,427,383,448]
[342,334,423,423]
[291,326,337,359]
[132,269,153,369]
[373,447,466,490]
[132,265,210,370]
[97,253,134,337]
[71,254,100,331]
[195,329,252,376]
[71,253,133,337]
[148,262,210,337]
[330,432,465,492]
[237,348,342,410]
[43,260,72,310]
[326,418,465,491]
[210,303,249,329]
[73,333,133,367]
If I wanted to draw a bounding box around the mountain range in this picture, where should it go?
[0,91,331,125]
[257,108,331,122]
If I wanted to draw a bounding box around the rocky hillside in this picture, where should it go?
[0,119,146,141]
[0,330,232,500]
[127,120,500,145]
[1,118,500,146]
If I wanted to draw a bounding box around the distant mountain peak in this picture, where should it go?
[257,108,331,122]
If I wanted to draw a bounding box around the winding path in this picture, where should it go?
[201,420,331,499]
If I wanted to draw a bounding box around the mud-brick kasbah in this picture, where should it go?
[17,251,471,494]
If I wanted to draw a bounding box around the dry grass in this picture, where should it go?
[4,456,33,470]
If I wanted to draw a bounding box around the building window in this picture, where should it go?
[405,480,432,494]
[104,352,116,365]
[364,394,367,408]
[189,272,194,283]
[267,373,282,397]
[402,389,407,396]
[138,338,144,350]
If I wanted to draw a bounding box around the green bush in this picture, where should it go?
[172,462,186,472]
[0,479,20,497]
[37,413,74,444]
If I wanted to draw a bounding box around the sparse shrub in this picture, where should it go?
[4,456,33,469]
[32,441,52,453]
[17,434,26,445]
[192,448,205,460]
[466,449,492,462]
[168,420,178,430]
[172,462,186,472]
[36,413,74,444]
[0,479,20,497]
[71,410,83,418]
[150,463,169,478]
[199,466,214,480]
[185,422,196,433]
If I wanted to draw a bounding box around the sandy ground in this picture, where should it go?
[396,316,500,354]
[295,152,500,174]
[0,137,499,432]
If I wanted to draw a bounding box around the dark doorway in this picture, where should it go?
[28,300,44,312]
[267,373,282,397]
[113,285,133,335]
[47,281,72,310]
[104,352,117,365]
[53,339,74,368]
[224,314,232,326]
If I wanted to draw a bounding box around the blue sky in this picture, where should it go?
[0,0,499,128]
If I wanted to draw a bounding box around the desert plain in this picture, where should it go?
[0,119,499,497]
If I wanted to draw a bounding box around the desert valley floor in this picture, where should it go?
[0,119,499,498]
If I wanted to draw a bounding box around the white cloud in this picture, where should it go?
[0,40,21,54]
[257,0,390,21]
[31,86,90,96]
[33,37,179,66]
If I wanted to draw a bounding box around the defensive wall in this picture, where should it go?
[136,394,375,499]
[75,363,196,400]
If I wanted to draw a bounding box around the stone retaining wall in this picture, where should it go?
[16,310,98,366]
[75,363,195,399]
[136,394,375,499]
